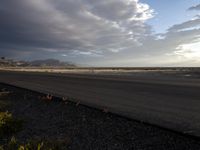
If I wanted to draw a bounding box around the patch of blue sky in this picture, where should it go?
[141,0,200,33]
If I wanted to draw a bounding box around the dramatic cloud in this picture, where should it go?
[0,0,199,66]
[0,0,153,59]
[97,10,200,66]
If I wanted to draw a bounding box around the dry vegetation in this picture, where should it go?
[0,84,200,150]
[0,89,69,150]
[0,136,69,150]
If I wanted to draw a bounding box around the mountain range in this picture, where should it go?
[0,57,76,67]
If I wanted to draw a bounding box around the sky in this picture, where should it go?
[0,0,200,67]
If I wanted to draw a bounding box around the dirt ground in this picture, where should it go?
[0,83,200,150]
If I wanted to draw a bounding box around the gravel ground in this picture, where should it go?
[0,83,200,150]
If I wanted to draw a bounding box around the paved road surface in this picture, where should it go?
[0,71,200,137]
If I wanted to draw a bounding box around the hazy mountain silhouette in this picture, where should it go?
[0,57,76,67]
[29,59,76,67]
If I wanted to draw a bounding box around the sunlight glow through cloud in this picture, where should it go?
[175,42,200,59]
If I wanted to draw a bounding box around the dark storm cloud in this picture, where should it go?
[0,0,154,59]
[0,0,84,51]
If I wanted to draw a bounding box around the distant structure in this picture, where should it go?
[0,57,15,67]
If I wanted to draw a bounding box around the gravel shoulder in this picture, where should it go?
[0,83,200,150]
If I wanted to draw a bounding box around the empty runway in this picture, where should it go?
[0,70,200,137]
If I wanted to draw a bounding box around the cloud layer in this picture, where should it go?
[0,0,200,66]
[0,0,153,57]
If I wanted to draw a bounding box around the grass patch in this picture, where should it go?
[0,136,70,150]
[0,111,23,137]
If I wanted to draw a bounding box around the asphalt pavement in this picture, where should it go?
[0,70,200,137]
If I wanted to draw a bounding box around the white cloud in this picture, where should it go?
[92,6,200,67]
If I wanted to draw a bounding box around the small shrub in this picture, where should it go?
[8,136,18,150]
[39,94,53,102]
[0,111,23,137]
[1,137,70,150]
[24,138,70,150]
[0,91,11,97]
